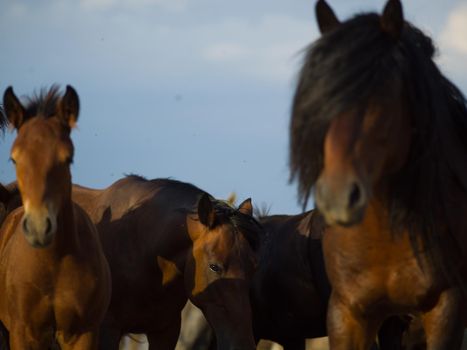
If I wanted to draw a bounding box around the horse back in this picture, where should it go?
[71,177,199,332]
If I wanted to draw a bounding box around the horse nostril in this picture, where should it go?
[45,218,52,235]
[348,183,361,208]
[22,218,29,234]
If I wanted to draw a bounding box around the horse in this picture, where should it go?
[253,210,420,350]
[71,176,262,350]
[290,0,467,349]
[0,86,111,349]
[183,208,410,350]
[251,209,330,349]
[0,183,21,225]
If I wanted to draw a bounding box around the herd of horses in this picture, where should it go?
[0,0,466,349]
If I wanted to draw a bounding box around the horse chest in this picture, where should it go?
[323,227,440,312]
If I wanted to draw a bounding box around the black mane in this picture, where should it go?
[23,85,62,122]
[128,175,263,251]
[290,12,467,287]
[211,199,262,252]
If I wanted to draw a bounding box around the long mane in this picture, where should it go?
[211,199,262,252]
[129,175,263,251]
[290,13,467,287]
[23,85,62,121]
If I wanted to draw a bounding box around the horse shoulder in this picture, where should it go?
[0,206,24,255]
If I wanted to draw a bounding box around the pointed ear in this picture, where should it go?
[60,85,79,128]
[3,87,26,129]
[198,193,216,228]
[315,0,340,35]
[238,198,253,216]
[380,0,404,39]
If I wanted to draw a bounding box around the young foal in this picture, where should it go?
[0,86,111,349]
[72,176,261,350]
[290,1,467,349]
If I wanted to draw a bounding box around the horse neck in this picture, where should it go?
[259,214,313,272]
[350,195,417,252]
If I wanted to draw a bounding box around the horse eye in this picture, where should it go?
[9,157,16,165]
[65,157,73,165]
[209,264,223,274]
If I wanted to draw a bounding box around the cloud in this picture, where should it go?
[200,15,316,83]
[439,3,467,55]
[437,3,467,83]
[79,0,187,12]
[0,1,316,89]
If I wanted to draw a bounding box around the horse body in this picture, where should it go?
[251,210,413,350]
[290,1,467,349]
[72,176,260,350]
[251,210,329,349]
[0,86,111,349]
[74,177,193,336]
[0,204,110,348]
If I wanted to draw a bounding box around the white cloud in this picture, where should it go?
[0,0,316,88]
[437,3,467,83]
[200,15,316,83]
[439,4,467,55]
[79,0,187,12]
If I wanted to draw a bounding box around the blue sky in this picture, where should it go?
[1,0,466,214]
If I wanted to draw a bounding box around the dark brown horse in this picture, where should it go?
[0,86,111,349]
[290,0,467,349]
[71,176,262,350]
[251,210,330,349]
[0,183,21,225]
[252,210,412,350]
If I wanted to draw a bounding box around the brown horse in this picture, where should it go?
[290,0,467,349]
[0,86,111,349]
[252,210,414,350]
[71,176,261,350]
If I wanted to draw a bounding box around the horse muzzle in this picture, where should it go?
[315,176,368,227]
[21,212,57,248]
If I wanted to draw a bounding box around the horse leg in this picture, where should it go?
[377,316,408,350]
[98,325,121,350]
[282,338,305,350]
[56,331,98,350]
[147,323,181,350]
[422,288,463,350]
[0,322,9,350]
[8,325,53,350]
[327,292,380,350]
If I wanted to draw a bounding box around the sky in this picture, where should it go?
[1,0,466,214]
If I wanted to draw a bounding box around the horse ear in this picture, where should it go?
[315,0,340,35]
[60,85,80,129]
[198,193,216,229]
[238,198,253,216]
[3,87,26,129]
[381,0,404,39]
